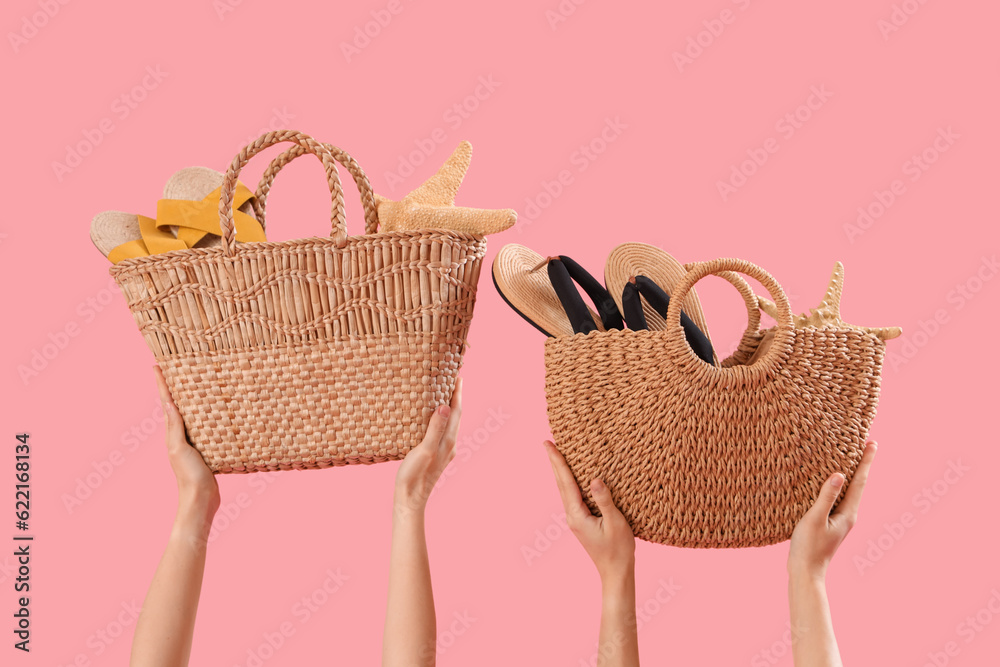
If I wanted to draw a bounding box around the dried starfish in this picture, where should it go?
[374,141,516,236]
[758,262,901,340]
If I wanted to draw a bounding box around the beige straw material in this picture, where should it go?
[89,167,260,259]
[109,130,487,473]
[90,211,142,256]
[545,257,886,549]
[605,243,716,361]
[491,244,605,337]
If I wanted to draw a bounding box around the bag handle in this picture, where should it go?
[666,258,794,374]
[254,142,380,235]
[218,130,347,254]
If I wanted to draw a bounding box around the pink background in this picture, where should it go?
[3,0,998,664]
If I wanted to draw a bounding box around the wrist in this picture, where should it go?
[788,565,828,591]
[175,494,217,538]
[599,559,636,595]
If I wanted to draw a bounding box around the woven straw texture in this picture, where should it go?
[109,130,486,473]
[544,258,886,548]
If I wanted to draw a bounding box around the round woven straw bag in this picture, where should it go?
[109,130,486,473]
[544,258,886,548]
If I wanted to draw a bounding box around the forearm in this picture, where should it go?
[788,573,842,667]
[597,566,640,667]
[130,496,215,667]
[382,501,436,667]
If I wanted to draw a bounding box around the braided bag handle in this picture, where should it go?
[218,130,348,253]
[666,258,795,378]
[254,143,380,235]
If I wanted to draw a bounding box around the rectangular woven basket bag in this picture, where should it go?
[109,130,486,473]
[543,258,887,549]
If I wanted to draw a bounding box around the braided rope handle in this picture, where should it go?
[669,258,794,368]
[219,130,347,254]
[254,142,380,235]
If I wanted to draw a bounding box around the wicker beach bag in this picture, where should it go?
[544,258,886,548]
[109,130,486,473]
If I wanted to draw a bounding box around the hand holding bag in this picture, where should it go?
[544,257,886,548]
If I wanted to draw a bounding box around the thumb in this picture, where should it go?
[154,366,186,446]
[809,472,845,519]
[590,479,619,517]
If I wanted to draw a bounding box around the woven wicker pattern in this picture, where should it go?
[109,130,486,473]
[544,258,886,548]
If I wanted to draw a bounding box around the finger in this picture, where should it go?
[590,478,622,518]
[543,441,590,520]
[439,378,463,456]
[808,471,846,520]
[154,366,186,446]
[420,403,451,451]
[832,441,878,522]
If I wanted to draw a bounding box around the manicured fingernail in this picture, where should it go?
[438,405,451,418]
[831,474,844,488]
[592,479,605,492]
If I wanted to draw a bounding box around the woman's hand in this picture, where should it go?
[394,378,463,515]
[544,441,635,580]
[153,366,220,518]
[788,441,878,581]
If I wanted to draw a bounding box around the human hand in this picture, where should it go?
[154,366,220,518]
[544,441,635,581]
[394,378,463,516]
[788,441,878,581]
